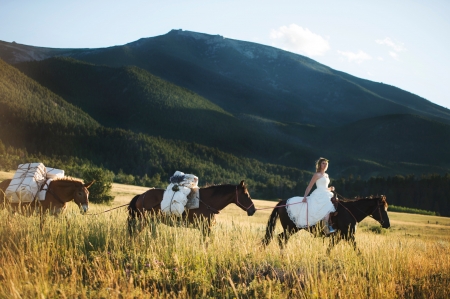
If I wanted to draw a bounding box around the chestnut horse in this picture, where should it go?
[0,177,94,216]
[127,180,256,236]
[262,193,390,254]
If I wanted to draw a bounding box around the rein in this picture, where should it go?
[335,192,385,224]
[199,198,220,214]
[254,200,305,211]
[85,203,129,216]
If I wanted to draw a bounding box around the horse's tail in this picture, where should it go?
[127,194,141,236]
[262,201,282,247]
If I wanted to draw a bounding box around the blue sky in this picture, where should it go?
[1,0,449,109]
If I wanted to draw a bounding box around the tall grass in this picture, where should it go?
[0,204,449,298]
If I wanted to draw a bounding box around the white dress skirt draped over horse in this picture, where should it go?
[286,176,336,228]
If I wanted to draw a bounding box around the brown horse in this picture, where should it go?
[127,180,256,236]
[262,193,390,254]
[0,177,94,216]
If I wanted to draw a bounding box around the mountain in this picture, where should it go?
[3,30,450,126]
[1,30,450,179]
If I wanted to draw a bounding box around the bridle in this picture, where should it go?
[234,186,254,211]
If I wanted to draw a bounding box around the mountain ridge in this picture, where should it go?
[1,30,449,179]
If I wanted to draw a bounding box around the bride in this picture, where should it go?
[287,157,336,234]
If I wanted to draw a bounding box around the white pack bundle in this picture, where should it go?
[161,183,191,216]
[5,163,46,203]
[45,167,64,179]
[160,171,199,216]
[180,173,198,188]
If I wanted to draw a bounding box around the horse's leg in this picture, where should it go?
[148,213,158,238]
[347,226,360,254]
[277,231,288,249]
[326,233,342,255]
[277,226,299,250]
[40,213,46,231]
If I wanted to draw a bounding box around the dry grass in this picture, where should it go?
[1,171,449,298]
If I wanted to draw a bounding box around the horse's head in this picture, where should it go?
[236,180,256,216]
[371,195,390,228]
[74,180,94,214]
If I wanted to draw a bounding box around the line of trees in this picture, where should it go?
[1,139,448,216]
[332,174,450,216]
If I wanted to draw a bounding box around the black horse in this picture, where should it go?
[262,193,390,253]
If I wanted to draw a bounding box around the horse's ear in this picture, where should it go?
[84,180,95,189]
[239,180,245,187]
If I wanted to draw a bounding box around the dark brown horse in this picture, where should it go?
[0,177,94,216]
[127,180,256,236]
[262,193,390,254]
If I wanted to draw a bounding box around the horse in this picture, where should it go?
[127,180,256,236]
[0,177,94,217]
[262,193,390,254]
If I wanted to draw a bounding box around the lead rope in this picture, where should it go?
[85,203,130,216]
[306,196,309,228]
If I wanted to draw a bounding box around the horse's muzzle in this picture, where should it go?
[247,206,256,216]
[80,204,89,214]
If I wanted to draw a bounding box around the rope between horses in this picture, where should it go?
[254,201,304,211]
[84,203,129,216]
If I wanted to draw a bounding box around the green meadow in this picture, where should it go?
[0,172,449,298]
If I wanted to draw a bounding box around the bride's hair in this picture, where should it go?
[315,157,329,172]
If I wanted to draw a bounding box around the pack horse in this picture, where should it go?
[127,179,256,236]
[0,163,93,217]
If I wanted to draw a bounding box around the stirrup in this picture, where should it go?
[324,221,336,235]
[327,225,336,234]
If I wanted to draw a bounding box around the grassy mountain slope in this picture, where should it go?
[0,58,100,149]
[2,31,450,128]
[13,57,318,160]
[8,56,450,178]
[50,30,450,126]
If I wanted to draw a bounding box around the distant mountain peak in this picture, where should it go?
[168,29,225,41]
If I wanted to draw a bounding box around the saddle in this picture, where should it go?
[329,192,339,229]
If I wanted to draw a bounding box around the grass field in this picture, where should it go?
[1,171,449,298]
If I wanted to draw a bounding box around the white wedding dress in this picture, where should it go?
[286,175,336,228]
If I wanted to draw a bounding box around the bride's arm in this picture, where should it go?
[302,173,320,202]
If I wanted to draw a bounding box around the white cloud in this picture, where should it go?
[269,24,330,56]
[376,37,406,59]
[377,56,384,61]
[337,50,372,64]
[376,37,406,52]
[389,51,399,59]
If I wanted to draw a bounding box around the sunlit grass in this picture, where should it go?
[0,172,449,298]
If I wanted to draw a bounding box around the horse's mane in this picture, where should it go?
[202,183,234,189]
[339,195,388,208]
[202,183,248,189]
[51,176,84,184]
[201,183,245,195]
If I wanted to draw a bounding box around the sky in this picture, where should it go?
[1,0,449,109]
